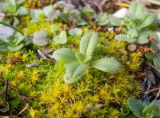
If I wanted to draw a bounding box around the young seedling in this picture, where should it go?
[53,32,121,84]
[115,3,158,44]
[0,0,28,25]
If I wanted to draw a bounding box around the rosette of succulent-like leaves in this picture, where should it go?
[0,0,28,25]
[115,3,158,44]
[53,32,121,84]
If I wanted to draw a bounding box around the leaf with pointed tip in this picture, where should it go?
[80,32,98,60]
[92,57,121,73]
[53,48,76,63]
[139,13,156,28]
[128,3,144,18]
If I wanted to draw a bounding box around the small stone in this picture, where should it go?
[128,44,137,52]
[113,8,128,18]
[108,27,114,32]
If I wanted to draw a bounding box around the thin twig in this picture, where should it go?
[147,0,160,5]
[37,50,47,60]
[17,104,29,116]
[5,80,9,101]
[145,87,160,94]
[83,104,105,114]
[153,88,160,102]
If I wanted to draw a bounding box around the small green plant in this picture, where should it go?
[115,3,157,44]
[53,32,121,84]
[128,98,160,118]
[96,13,121,26]
[0,22,31,51]
[0,0,28,25]
[0,32,31,51]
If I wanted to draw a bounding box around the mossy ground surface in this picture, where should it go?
[0,20,143,117]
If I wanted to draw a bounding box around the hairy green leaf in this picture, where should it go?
[128,2,144,19]
[80,32,98,60]
[92,57,121,73]
[140,13,156,28]
[53,48,76,63]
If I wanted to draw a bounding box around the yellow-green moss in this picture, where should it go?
[38,66,141,117]
[100,32,143,72]
[0,25,144,117]
[23,21,62,36]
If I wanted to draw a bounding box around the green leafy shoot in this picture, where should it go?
[0,32,31,51]
[0,0,28,25]
[96,13,121,26]
[115,2,158,44]
[53,32,121,84]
